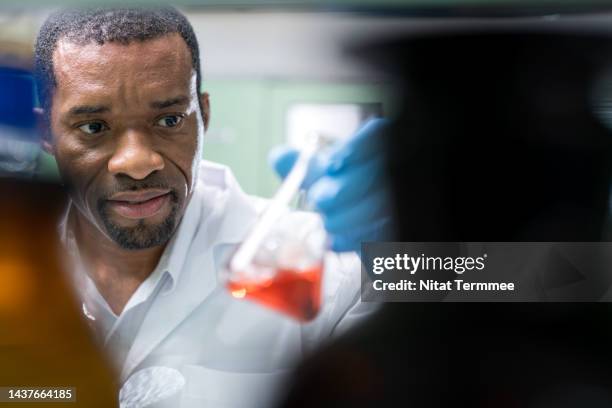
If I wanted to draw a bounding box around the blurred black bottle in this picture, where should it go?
[279,23,612,408]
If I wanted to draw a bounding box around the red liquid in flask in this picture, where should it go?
[227,264,323,322]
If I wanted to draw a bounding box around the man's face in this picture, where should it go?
[47,33,206,250]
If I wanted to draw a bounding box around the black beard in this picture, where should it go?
[97,191,180,250]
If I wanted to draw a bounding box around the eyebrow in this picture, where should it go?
[68,105,110,116]
[150,96,190,110]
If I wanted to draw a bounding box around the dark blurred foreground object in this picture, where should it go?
[0,67,118,406]
[381,30,612,242]
[0,180,118,407]
[279,27,612,407]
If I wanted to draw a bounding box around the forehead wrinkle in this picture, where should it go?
[52,33,194,114]
[55,35,191,82]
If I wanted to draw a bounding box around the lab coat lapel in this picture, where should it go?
[120,170,263,382]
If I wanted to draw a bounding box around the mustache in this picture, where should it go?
[100,174,176,201]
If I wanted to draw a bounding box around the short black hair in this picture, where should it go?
[34,7,202,114]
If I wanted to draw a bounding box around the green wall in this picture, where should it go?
[203,79,393,197]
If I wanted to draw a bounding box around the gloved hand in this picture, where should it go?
[268,118,393,252]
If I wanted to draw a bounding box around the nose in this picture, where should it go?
[108,129,164,180]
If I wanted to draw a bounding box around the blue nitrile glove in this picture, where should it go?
[268,118,393,253]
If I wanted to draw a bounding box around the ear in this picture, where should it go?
[34,107,54,155]
[199,92,210,131]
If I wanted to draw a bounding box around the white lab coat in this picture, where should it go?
[113,161,372,408]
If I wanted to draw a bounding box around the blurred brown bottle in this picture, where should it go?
[0,178,118,407]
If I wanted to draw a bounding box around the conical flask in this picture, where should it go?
[224,133,327,322]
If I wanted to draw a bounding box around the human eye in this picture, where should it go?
[156,114,184,128]
[77,121,108,135]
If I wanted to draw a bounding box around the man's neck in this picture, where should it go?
[70,211,166,315]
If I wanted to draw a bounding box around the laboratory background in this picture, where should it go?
[0,2,401,197]
[4,1,612,407]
